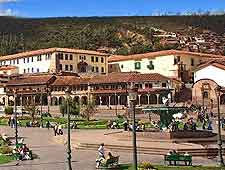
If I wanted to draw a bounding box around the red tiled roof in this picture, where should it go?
[0,65,17,71]
[0,47,109,61]
[195,59,225,71]
[51,76,90,86]
[7,75,54,86]
[108,50,225,62]
[90,72,169,84]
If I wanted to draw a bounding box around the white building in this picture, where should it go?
[0,47,109,75]
[109,50,224,83]
[194,60,225,87]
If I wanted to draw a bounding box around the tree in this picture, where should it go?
[4,106,13,115]
[80,100,97,121]
[24,105,39,124]
[60,100,80,117]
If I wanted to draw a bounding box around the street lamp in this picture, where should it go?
[13,90,18,145]
[129,84,138,170]
[65,87,72,170]
[215,85,224,166]
[40,88,43,128]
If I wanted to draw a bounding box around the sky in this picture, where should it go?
[0,0,225,18]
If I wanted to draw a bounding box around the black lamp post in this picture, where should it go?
[13,90,18,145]
[65,87,72,170]
[129,84,138,170]
[215,86,224,166]
[40,88,43,128]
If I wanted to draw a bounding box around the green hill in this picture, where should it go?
[0,15,224,56]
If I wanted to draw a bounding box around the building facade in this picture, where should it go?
[5,72,172,115]
[109,50,224,83]
[0,48,109,75]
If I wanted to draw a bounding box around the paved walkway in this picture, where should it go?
[0,127,220,170]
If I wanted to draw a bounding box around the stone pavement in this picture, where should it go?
[0,127,220,170]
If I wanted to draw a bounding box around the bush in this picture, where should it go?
[139,162,155,170]
[0,146,12,154]
[4,106,13,115]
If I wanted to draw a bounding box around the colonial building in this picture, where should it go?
[108,50,224,83]
[5,72,173,115]
[0,48,109,75]
[192,60,225,107]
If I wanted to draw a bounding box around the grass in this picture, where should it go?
[0,155,13,164]
[119,164,225,170]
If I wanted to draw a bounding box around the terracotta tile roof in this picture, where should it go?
[51,76,90,86]
[108,50,225,62]
[7,75,54,86]
[0,47,109,61]
[195,59,225,71]
[90,72,169,84]
[0,65,17,71]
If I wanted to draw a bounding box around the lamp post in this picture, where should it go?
[215,86,224,166]
[129,84,138,170]
[115,92,117,116]
[40,88,43,128]
[47,87,51,114]
[14,90,18,145]
[65,87,72,170]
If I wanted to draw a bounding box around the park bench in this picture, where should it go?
[97,156,120,169]
[164,154,192,166]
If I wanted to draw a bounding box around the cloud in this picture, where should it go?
[0,8,14,16]
[0,0,17,3]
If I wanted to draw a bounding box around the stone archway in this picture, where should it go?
[81,96,88,105]
[59,96,65,105]
[220,94,225,105]
[119,95,127,106]
[149,94,157,104]
[140,94,148,105]
[101,96,109,106]
[51,97,58,106]
[95,96,100,105]
[110,95,118,105]
[73,96,80,104]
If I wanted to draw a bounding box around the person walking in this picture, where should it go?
[58,124,63,135]
[53,124,58,136]
[46,121,50,130]
[98,143,105,159]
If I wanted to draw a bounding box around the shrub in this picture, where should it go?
[4,106,13,115]
[139,162,155,170]
[0,146,12,154]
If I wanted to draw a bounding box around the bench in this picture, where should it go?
[97,156,119,169]
[164,154,192,166]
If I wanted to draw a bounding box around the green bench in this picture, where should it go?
[164,154,192,166]
[98,156,119,169]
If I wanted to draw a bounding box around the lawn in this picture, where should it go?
[0,155,13,164]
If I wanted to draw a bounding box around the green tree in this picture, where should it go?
[80,100,97,121]
[4,106,13,115]
[60,100,80,117]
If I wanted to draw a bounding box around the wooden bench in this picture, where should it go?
[164,154,192,166]
[97,156,119,169]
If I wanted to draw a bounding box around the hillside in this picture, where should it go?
[0,15,224,56]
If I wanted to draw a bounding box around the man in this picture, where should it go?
[98,143,105,159]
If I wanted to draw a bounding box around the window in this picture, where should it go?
[162,83,167,88]
[27,58,29,63]
[83,56,86,60]
[79,56,82,60]
[147,61,154,70]
[101,57,104,63]
[32,68,34,73]
[95,57,98,62]
[91,56,94,62]
[9,60,11,65]
[191,58,194,66]
[65,54,68,60]
[134,62,141,69]
[60,53,63,60]
[70,54,73,60]
[23,69,26,73]
[37,68,39,72]
[203,91,208,98]
[31,57,33,62]
[65,65,69,71]
[17,59,19,64]
[23,58,26,63]
[59,64,62,70]
[70,65,73,71]
[96,67,99,72]
[101,67,104,73]
[121,64,124,69]
[37,55,42,61]
[145,83,152,88]
[13,60,15,64]
[27,68,30,73]
[92,66,95,72]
